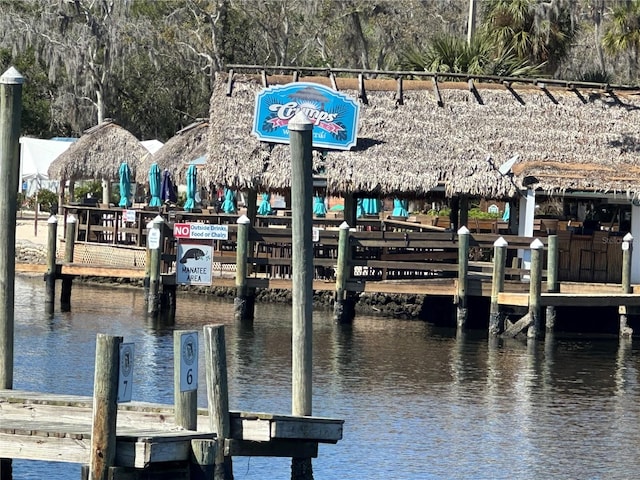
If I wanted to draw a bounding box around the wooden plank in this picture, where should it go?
[499,292,640,307]
[62,264,146,278]
[270,418,342,443]
[224,439,318,458]
[379,251,457,261]
[115,435,213,469]
[0,431,90,463]
[345,279,456,295]
[230,417,271,441]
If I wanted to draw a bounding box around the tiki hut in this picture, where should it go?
[137,120,209,185]
[206,71,640,202]
[48,119,146,184]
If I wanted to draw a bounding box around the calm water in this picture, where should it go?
[10,275,640,479]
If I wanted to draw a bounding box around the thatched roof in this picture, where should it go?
[48,120,147,182]
[136,120,209,184]
[206,72,640,199]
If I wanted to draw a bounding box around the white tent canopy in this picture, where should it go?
[19,137,76,197]
[141,139,164,154]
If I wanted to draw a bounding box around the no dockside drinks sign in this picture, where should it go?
[174,223,228,285]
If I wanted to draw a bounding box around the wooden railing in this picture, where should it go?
[61,205,625,285]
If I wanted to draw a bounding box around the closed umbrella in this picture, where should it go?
[221,188,236,214]
[184,164,197,212]
[118,162,132,208]
[362,198,379,216]
[392,198,409,217]
[502,202,510,222]
[313,195,327,217]
[148,163,162,207]
[258,193,272,215]
[357,197,379,218]
[161,169,177,203]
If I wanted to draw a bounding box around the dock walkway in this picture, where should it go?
[0,389,343,468]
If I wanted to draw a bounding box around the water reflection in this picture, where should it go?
[12,276,640,480]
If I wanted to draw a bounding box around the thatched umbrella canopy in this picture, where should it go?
[206,72,640,200]
[136,120,209,185]
[48,120,147,182]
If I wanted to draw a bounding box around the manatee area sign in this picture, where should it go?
[173,223,228,285]
[252,82,360,150]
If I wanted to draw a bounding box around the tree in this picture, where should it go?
[0,0,138,131]
[602,0,640,79]
[400,32,544,77]
[481,0,579,75]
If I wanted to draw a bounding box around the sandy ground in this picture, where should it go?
[15,211,60,246]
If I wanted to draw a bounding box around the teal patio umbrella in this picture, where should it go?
[221,188,236,214]
[502,202,510,222]
[357,197,379,218]
[392,198,408,217]
[118,162,132,208]
[148,163,162,207]
[183,164,197,212]
[258,193,272,215]
[362,198,379,215]
[313,195,327,217]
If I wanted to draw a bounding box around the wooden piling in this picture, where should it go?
[234,214,251,321]
[90,334,122,480]
[245,189,258,319]
[545,234,558,331]
[61,215,77,311]
[147,215,164,315]
[527,238,544,339]
[174,330,198,431]
[489,236,507,335]
[456,226,470,329]
[203,325,233,480]
[45,215,58,311]
[0,67,22,391]
[143,220,152,301]
[620,233,633,337]
[289,111,314,480]
[0,64,22,480]
[333,221,352,323]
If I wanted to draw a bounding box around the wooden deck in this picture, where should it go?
[0,389,343,467]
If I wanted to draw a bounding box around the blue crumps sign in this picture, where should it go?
[252,82,360,150]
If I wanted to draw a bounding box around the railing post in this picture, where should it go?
[234,214,251,321]
[620,233,633,337]
[147,215,164,315]
[545,234,558,331]
[204,324,232,480]
[45,215,58,312]
[528,238,544,339]
[456,226,470,329]
[489,236,507,335]
[0,66,23,480]
[333,221,352,323]
[61,215,77,311]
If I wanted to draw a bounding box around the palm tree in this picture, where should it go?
[602,0,640,78]
[481,0,579,76]
[400,32,544,78]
